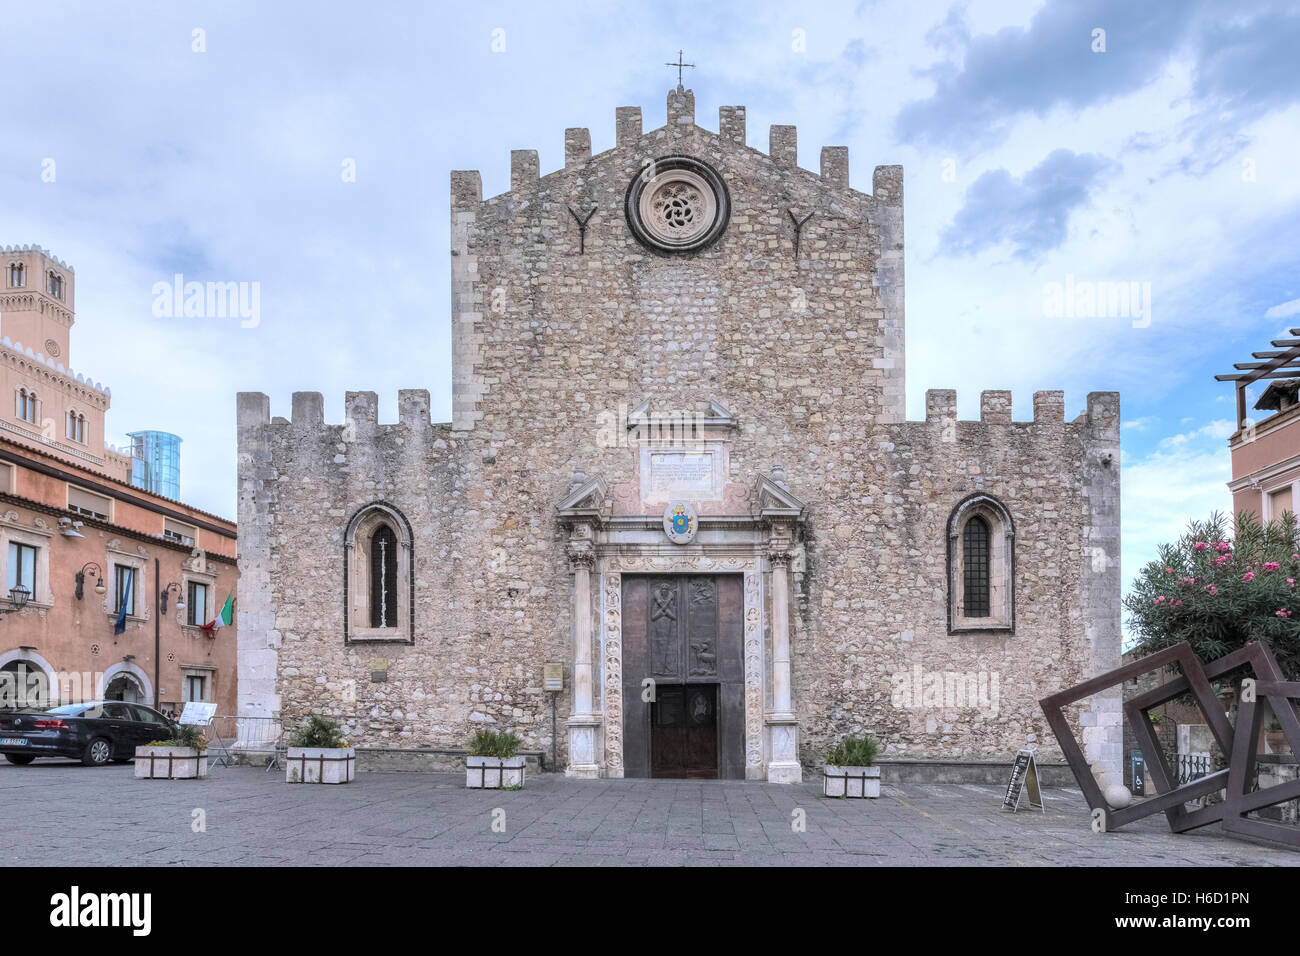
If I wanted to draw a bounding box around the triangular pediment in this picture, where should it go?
[556,473,608,515]
[626,396,739,434]
[753,474,806,519]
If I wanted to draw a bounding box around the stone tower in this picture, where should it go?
[0,244,126,478]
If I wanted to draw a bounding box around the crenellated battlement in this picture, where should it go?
[449,87,903,207]
[237,390,443,432]
[920,389,1120,437]
[1,243,74,272]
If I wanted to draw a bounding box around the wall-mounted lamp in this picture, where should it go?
[1,585,30,615]
[75,562,106,600]
[59,516,85,538]
[160,581,184,614]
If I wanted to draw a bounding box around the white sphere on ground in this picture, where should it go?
[1103,783,1133,808]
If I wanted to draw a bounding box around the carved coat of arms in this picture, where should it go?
[663,501,698,545]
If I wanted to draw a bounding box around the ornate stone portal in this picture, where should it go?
[557,452,807,783]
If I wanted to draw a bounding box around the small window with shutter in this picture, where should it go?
[164,518,197,546]
[67,485,111,520]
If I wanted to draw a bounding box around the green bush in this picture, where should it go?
[826,734,879,767]
[467,728,522,758]
[290,714,348,749]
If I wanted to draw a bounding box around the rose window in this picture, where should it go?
[624,157,729,253]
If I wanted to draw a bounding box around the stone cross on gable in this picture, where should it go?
[665,49,694,87]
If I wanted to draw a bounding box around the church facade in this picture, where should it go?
[236,87,1122,783]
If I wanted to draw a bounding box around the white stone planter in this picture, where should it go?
[466,755,526,789]
[134,746,209,780]
[285,747,356,784]
[823,764,880,798]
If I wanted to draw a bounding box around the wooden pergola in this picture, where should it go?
[1215,327,1300,433]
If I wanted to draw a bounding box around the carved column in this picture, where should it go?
[765,547,802,783]
[565,544,601,778]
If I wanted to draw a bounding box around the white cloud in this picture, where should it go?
[1156,419,1236,449]
[1122,416,1159,431]
[1265,297,1300,319]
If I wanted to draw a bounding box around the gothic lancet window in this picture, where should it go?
[962,515,991,617]
[345,502,412,643]
[369,525,397,628]
[948,495,1014,633]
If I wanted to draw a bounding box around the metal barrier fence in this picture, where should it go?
[205,715,286,771]
[1163,751,1212,786]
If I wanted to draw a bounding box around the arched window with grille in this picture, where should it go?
[947,494,1014,632]
[7,262,23,288]
[344,502,413,644]
[962,515,991,617]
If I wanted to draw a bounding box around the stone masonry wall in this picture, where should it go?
[237,87,1121,779]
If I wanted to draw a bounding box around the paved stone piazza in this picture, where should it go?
[5,763,1295,867]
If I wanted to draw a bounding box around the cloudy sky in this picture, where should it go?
[3,0,1298,626]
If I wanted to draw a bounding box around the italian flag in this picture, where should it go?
[202,592,234,635]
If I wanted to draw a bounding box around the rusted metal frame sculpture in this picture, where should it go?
[1039,642,1235,831]
[1122,642,1299,832]
[1044,640,1300,847]
[1223,677,1300,848]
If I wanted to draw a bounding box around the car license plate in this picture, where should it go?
[0,738,28,746]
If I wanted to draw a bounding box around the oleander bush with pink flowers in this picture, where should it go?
[1124,510,1300,678]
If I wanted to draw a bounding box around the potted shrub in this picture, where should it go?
[823,734,880,798]
[465,729,525,789]
[285,714,355,784]
[135,723,209,780]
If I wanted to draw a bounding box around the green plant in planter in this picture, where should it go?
[291,714,348,749]
[146,723,208,751]
[468,729,498,757]
[826,734,879,767]
[468,729,523,758]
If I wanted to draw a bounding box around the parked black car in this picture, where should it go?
[0,701,178,766]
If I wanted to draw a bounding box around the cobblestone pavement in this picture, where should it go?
[4,761,1297,866]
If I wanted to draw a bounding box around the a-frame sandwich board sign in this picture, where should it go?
[1002,748,1045,812]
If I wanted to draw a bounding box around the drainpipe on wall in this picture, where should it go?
[153,557,160,709]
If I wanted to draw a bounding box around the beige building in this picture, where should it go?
[238,87,1122,782]
[0,245,239,720]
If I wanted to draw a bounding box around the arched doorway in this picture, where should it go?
[98,661,152,707]
[0,659,50,709]
[103,673,145,704]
